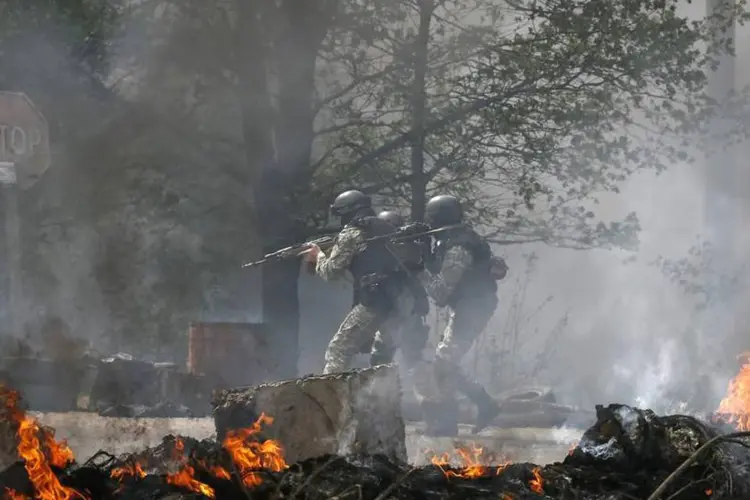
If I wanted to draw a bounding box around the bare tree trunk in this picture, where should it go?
[235,0,336,379]
[408,0,434,221]
[264,1,333,378]
[233,0,287,377]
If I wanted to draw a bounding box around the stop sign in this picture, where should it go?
[0,92,51,189]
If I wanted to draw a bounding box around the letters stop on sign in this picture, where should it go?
[0,124,42,157]
[0,92,51,190]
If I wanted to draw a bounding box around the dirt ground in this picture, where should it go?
[30,412,577,466]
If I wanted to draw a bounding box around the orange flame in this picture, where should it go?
[4,488,27,500]
[109,417,282,494]
[166,465,215,498]
[165,438,215,498]
[430,444,509,479]
[197,460,231,481]
[567,440,579,456]
[529,467,544,494]
[43,431,75,470]
[209,466,231,481]
[706,489,713,496]
[110,459,146,481]
[222,413,287,488]
[1,386,87,500]
[173,438,185,459]
[716,353,750,430]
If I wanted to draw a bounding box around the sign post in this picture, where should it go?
[0,92,51,335]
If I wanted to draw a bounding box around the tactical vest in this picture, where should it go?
[347,216,406,308]
[388,236,425,272]
[433,225,497,305]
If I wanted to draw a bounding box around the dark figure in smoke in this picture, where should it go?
[304,191,415,373]
[369,210,431,368]
[415,194,508,436]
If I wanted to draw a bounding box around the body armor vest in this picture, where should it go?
[433,225,497,305]
[346,215,406,308]
[348,216,399,280]
[389,237,425,272]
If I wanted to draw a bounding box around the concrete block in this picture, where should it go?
[213,365,406,464]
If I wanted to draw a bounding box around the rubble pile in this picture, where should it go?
[0,318,217,416]
[1,376,750,500]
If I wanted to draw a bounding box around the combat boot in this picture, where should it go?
[451,374,502,434]
[420,400,459,437]
[466,386,501,434]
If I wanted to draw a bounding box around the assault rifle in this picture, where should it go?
[369,223,463,243]
[241,231,338,269]
[240,223,462,269]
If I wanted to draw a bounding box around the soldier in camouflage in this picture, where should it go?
[415,194,508,436]
[370,210,430,368]
[304,191,416,374]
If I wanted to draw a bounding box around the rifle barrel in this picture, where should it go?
[367,223,462,243]
[241,225,457,269]
[241,234,336,268]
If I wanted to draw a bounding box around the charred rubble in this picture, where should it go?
[2,403,750,499]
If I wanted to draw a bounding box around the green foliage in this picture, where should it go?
[0,0,120,71]
[308,0,744,250]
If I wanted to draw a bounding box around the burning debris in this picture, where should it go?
[429,443,512,479]
[714,352,750,431]
[0,383,290,500]
[4,364,750,499]
[2,374,750,500]
[0,386,82,499]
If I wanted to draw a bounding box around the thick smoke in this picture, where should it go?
[3,0,750,419]
[476,2,750,412]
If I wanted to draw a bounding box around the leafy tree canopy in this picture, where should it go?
[304,0,744,250]
[0,0,119,73]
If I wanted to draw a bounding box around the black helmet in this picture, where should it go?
[425,194,463,228]
[377,210,405,227]
[330,190,372,217]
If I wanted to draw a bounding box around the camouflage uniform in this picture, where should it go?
[416,226,499,434]
[316,225,415,374]
[425,244,498,367]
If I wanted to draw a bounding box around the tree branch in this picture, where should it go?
[646,431,750,500]
[344,95,495,170]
